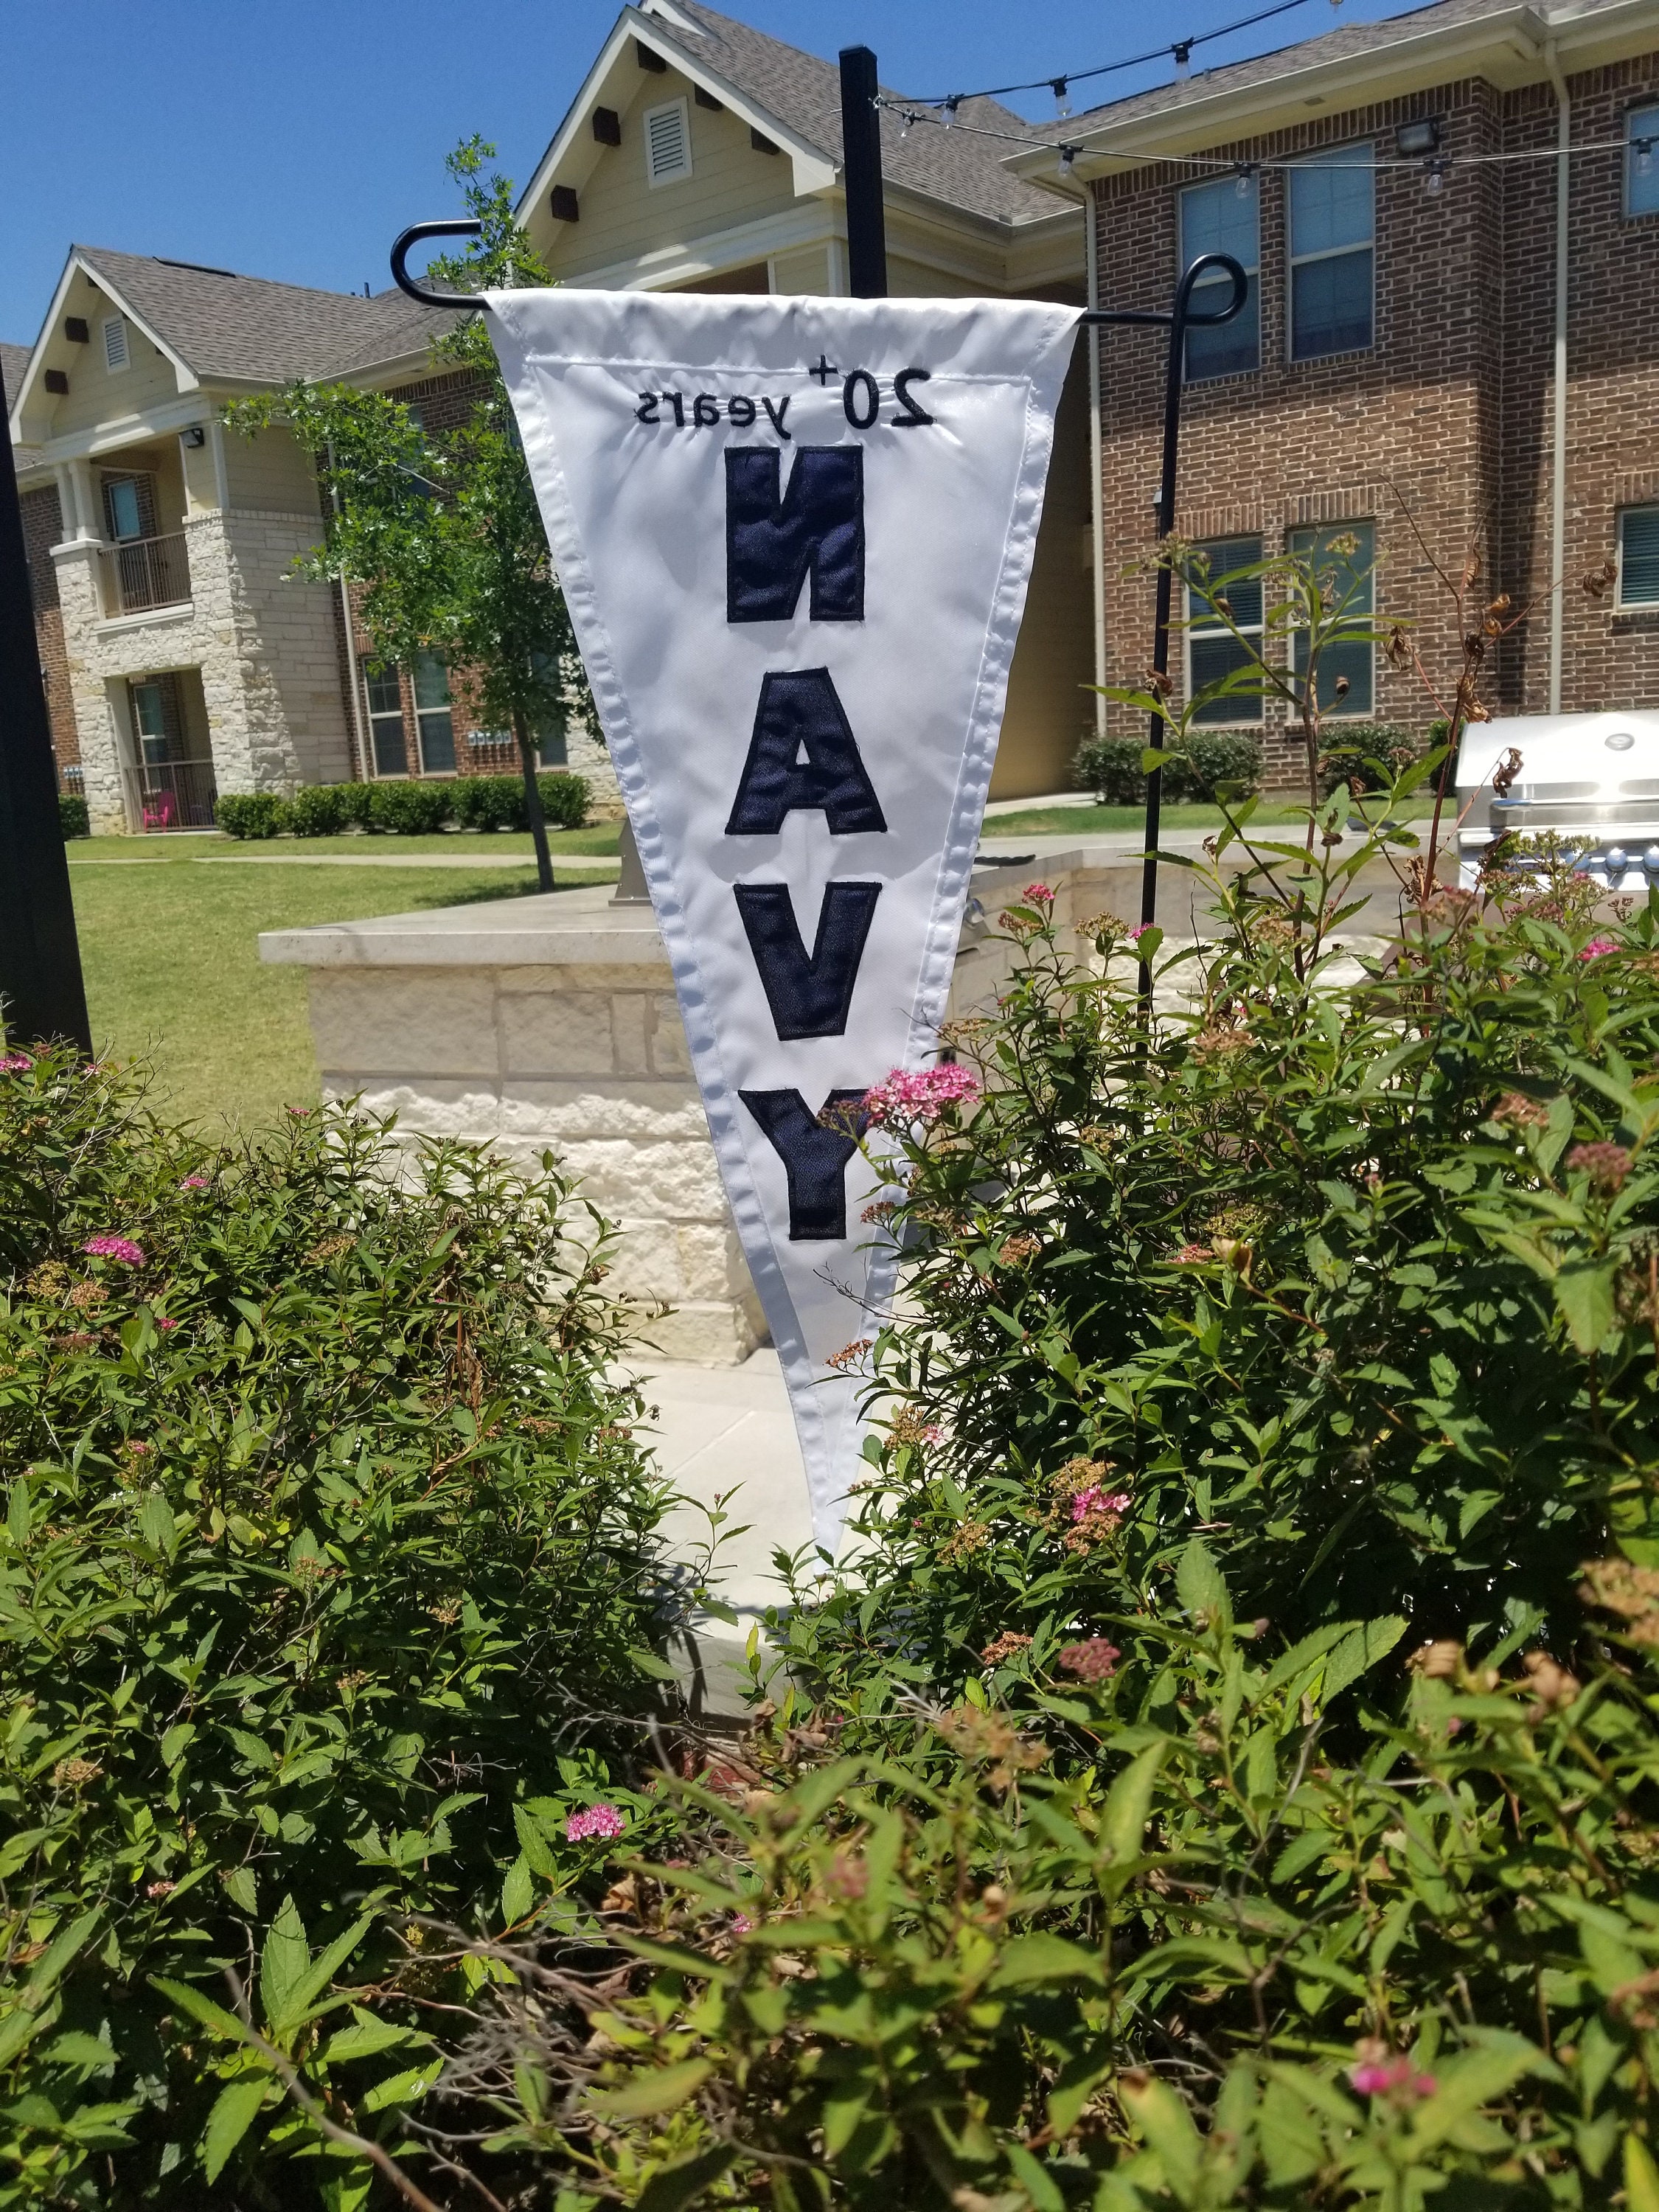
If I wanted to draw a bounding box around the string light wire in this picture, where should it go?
[896,0,1315,111]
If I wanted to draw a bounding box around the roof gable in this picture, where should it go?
[520,0,1064,234]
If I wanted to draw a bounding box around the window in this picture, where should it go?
[1618,507,1659,607]
[1628,105,1659,218]
[1289,521,1376,714]
[1180,174,1260,380]
[364,662,407,777]
[102,316,129,372]
[412,651,456,774]
[1186,536,1265,726]
[102,474,148,542]
[644,98,692,185]
[1289,147,1374,359]
[532,647,568,765]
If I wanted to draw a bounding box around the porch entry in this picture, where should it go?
[128,671,216,830]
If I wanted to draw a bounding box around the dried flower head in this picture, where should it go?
[1408,1639,1464,1680]
[981,1630,1033,1667]
[940,1518,991,1563]
[826,1338,874,1373]
[1582,1556,1659,1643]
[1581,559,1618,599]
[1492,1091,1551,1130]
[1566,1141,1632,1193]
[998,1234,1041,1266]
[1521,1649,1581,1716]
[888,1407,945,1449]
[52,1758,102,1791]
[1057,1638,1121,1683]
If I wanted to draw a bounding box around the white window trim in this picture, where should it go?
[1627,103,1659,220]
[1287,521,1378,717]
[102,316,129,373]
[1616,505,1659,610]
[1178,177,1261,383]
[1287,144,1377,364]
[1185,538,1266,728]
[644,97,693,188]
[363,666,408,779]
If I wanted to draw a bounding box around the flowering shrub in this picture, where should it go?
[0,1052,684,2202]
[859,1062,980,1129]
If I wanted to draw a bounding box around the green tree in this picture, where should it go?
[228,140,585,891]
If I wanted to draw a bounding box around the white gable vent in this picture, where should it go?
[644,98,692,186]
[102,316,129,372]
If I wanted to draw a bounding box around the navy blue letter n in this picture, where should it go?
[726,446,863,623]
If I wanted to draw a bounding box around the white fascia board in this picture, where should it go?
[72,257,199,391]
[1001,0,1659,187]
[33,393,227,468]
[515,3,835,226]
[560,201,838,292]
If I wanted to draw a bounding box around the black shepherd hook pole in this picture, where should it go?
[1082,251,1248,1008]
[389,200,1243,1018]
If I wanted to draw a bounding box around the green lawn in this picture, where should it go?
[65,841,613,1135]
[984,797,1436,838]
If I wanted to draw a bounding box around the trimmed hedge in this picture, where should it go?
[215,772,590,840]
[1317,720,1422,796]
[58,794,88,841]
[1073,729,1263,805]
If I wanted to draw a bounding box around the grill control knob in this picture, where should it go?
[1646,847,1659,876]
[1607,731,1636,751]
[1606,846,1630,879]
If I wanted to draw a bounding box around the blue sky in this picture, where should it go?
[4,0,1416,347]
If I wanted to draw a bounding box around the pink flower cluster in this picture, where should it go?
[1350,2051,1437,2103]
[565,1802,625,1843]
[1022,882,1055,906]
[1128,924,1154,943]
[862,1063,981,1129]
[1580,936,1619,960]
[1070,1486,1133,1524]
[0,1054,32,1074]
[178,1175,210,1192]
[83,1236,145,1267]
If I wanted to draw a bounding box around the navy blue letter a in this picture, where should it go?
[726,446,863,622]
[726,669,886,835]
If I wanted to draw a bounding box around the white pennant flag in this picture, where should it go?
[487,289,1079,1548]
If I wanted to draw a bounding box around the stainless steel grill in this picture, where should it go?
[1455,711,1659,891]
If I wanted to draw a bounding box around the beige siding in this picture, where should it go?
[771,243,833,295]
[992,342,1095,799]
[538,65,799,279]
[34,274,182,439]
[221,423,322,520]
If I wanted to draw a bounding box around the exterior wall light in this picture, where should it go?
[1395,116,1443,157]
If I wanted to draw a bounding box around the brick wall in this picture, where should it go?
[19,482,78,785]
[1092,52,1659,786]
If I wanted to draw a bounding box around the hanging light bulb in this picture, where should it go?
[1052,76,1071,117]
[899,107,915,139]
[1172,38,1193,80]
[1425,154,1451,195]
[1059,144,1078,176]
[942,95,961,127]
[1638,136,1655,176]
[1234,162,1253,198]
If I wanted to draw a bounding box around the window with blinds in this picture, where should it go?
[1620,507,1659,607]
[644,99,692,185]
[1186,536,1265,726]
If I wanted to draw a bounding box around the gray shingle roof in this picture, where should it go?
[1065,0,1574,133]
[73,247,452,386]
[0,343,29,413]
[641,0,1066,225]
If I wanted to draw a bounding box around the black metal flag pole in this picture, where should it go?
[0,392,91,1056]
[838,46,888,299]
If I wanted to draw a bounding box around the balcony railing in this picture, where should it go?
[139,759,218,832]
[101,531,191,617]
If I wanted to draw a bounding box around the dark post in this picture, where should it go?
[838,46,888,298]
[0,402,91,1054]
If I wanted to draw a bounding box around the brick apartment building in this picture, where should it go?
[7,0,1659,828]
[1000,0,1659,776]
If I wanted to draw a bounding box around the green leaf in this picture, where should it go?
[202,2079,268,2183]
[1322,1615,1408,1700]
[1554,1259,1618,1354]
[634,2145,739,2212]
[987,1933,1105,1990]
[1627,2135,1659,2212]
[1102,1742,1169,1870]
[359,2063,437,2112]
[591,2058,713,2119]
[1120,2073,1201,2197]
[223,1866,258,1915]
[1405,2033,1545,2152]
[259,1898,310,2035]
[1175,1537,1227,1624]
[150,1976,252,2048]
[501,1854,535,1925]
